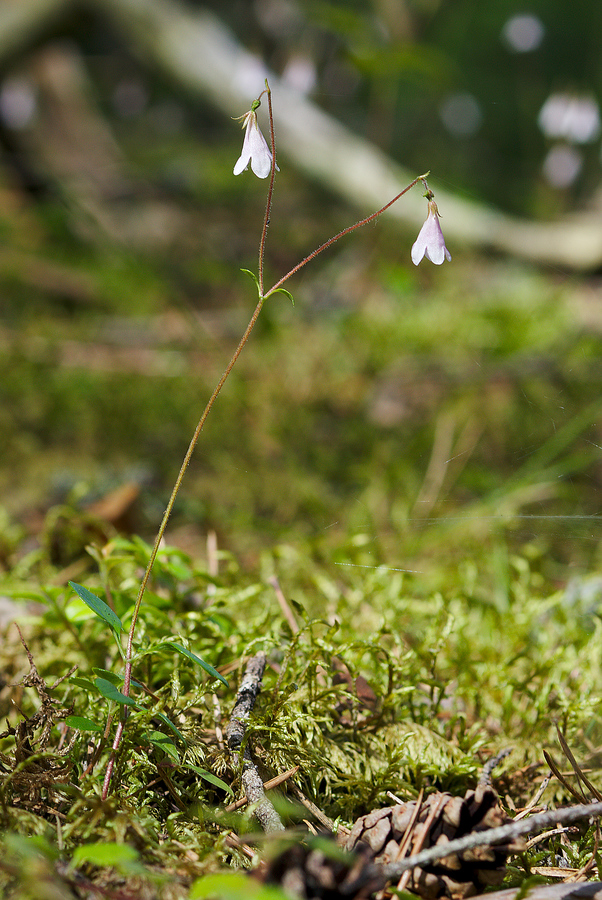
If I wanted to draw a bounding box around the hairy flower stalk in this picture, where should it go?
[233,102,278,179]
[411,193,451,265]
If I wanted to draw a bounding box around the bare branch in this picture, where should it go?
[225,652,284,833]
[473,882,602,900]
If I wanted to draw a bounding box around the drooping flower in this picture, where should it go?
[233,106,278,179]
[411,198,451,265]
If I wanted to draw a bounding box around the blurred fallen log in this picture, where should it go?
[17,42,189,246]
[0,0,72,62]
[2,0,602,269]
[85,0,602,271]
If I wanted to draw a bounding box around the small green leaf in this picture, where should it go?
[513,876,549,900]
[190,872,289,900]
[145,731,180,764]
[92,668,121,686]
[71,842,140,873]
[92,669,143,691]
[69,582,123,634]
[390,889,421,900]
[269,287,294,306]
[290,598,307,619]
[240,268,260,291]
[94,677,140,709]
[208,613,235,636]
[164,642,228,687]
[65,715,103,733]
[185,764,233,795]
[69,676,96,692]
[3,833,58,862]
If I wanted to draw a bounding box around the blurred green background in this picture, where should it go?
[1,0,602,597]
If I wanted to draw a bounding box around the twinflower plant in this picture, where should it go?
[94,81,451,798]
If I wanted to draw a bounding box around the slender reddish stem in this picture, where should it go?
[101,295,264,799]
[265,174,427,298]
[258,83,277,295]
[101,89,283,800]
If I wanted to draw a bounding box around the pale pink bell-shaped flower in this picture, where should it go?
[411,199,451,265]
[233,108,278,179]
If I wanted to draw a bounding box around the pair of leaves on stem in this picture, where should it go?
[66,581,231,793]
[241,268,294,305]
[68,581,227,687]
[68,667,229,791]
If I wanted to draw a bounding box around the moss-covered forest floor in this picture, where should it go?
[3,35,602,899]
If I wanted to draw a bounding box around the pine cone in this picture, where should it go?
[258,839,386,900]
[345,785,524,899]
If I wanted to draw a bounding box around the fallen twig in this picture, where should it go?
[268,576,299,633]
[471,882,602,900]
[225,652,284,832]
[479,747,513,786]
[290,784,348,836]
[397,791,446,892]
[225,766,300,812]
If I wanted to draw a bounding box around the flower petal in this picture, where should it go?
[411,226,428,265]
[411,202,451,265]
[424,240,446,265]
[247,124,273,178]
[233,148,251,175]
[233,117,253,175]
